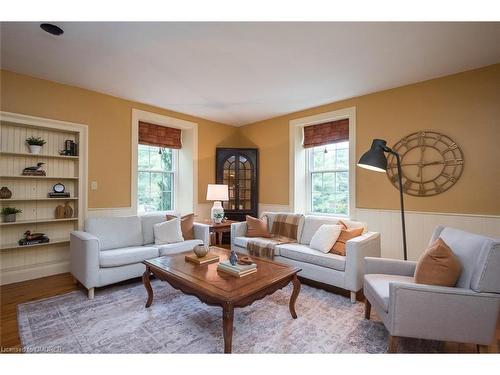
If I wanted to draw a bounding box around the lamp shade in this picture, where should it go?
[206,184,229,201]
[357,139,388,172]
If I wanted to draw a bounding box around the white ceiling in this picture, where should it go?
[1,22,499,126]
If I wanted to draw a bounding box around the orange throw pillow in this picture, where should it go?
[414,238,462,287]
[330,221,364,256]
[166,213,194,240]
[246,215,271,238]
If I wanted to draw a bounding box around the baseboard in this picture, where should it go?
[0,261,70,285]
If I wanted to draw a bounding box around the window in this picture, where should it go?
[137,144,176,212]
[307,141,349,215]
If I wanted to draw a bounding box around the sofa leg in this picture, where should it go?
[350,291,356,303]
[364,299,371,320]
[388,335,399,353]
[88,287,95,299]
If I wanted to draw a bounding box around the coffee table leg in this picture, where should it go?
[143,266,154,308]
[222,303,234,353]
[289,274,301,319]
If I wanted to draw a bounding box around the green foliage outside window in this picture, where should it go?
[138,144,174,212]
[310,142,349,215]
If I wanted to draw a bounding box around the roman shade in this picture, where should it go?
[303,118,349,148]
[139,121,182,149]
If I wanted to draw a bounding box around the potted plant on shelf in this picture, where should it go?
[25,136,47,154]
[1,207,22,223]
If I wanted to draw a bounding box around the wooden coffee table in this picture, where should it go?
[142,247,301,353]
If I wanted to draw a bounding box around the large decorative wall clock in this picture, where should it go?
[386,131,464,196]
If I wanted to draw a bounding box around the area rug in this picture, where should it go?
[17,280,440,353]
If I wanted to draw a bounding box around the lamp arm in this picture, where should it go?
[382,147,408,261]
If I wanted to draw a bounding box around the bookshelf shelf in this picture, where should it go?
[1,238,70,251]
[0,217,78,227]
[0,175,79,180]
[0,151,79,160]
[0,197,79,202]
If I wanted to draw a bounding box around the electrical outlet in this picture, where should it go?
[91,181,98,190]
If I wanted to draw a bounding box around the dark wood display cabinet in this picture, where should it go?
[216,148,258,221]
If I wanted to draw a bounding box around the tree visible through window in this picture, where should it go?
[308,141,349,215]
[138,144,175,212]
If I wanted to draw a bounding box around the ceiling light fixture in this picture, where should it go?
[40,23,64,36]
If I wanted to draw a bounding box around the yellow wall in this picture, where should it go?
[2,65,499,215]
[238,64,500,215]
[0,70,240,208]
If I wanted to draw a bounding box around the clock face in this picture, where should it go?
[386,131,464,197]
[53,183,65,193]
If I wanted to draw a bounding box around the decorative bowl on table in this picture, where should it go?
[193,244,210,258]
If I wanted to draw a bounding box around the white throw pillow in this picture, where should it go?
[154,218,184,245]
[309,224,342,253]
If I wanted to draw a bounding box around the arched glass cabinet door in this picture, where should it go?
[216,148,258,220]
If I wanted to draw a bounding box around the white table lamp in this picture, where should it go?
[206,184,229,223]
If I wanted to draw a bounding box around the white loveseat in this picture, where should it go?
[70,212,209,298]
[231,212,381,302]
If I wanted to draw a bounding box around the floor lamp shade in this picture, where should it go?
[357,139,388,172]
[206,184,229,223]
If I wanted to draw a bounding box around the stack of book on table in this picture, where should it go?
[217,260,257,277]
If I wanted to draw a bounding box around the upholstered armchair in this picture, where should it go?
[363,225,500,353]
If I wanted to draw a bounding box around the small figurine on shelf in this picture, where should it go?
[22,162,46,176]
[18,231,50,246]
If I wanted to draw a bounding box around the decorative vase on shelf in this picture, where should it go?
[0,187,12,199]
[63,202,74,218]
[28,145,42,154]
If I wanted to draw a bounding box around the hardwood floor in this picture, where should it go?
[1,272,498,353]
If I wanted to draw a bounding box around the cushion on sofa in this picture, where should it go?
[330,222,364,256]
[157,239,203,256]
[86,216,143,251]
[99,246,159,268]
[300,216,366,245]
[233,237,283,256]
[154,219,184,245]
[278,243,346,271]
[140,212,175,244]
[309,224,342,253]
[246,215,272,238]
[167,213,195,240]
[364,274,415,312]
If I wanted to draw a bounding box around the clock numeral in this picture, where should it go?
[403,180,412,191]
[433,135,442,146]
[418,132,426,146]
[418,184,425,196]
[440,143,457,154]
[441,173,456,182]
[445,158,463,166]
[433,181,442,193]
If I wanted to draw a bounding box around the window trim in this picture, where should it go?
[137,145,178,213]
[305,143,350,217]
[289,107,356,217]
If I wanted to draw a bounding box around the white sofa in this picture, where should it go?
[70,212,209,298]
[231,212,381,302]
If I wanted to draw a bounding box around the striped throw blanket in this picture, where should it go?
[246,213,303,259]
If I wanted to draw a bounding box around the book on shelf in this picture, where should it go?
[185,252,220,265]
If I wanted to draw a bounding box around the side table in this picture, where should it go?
[196,219,239,246]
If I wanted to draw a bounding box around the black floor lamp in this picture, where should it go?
[357,139,408,261]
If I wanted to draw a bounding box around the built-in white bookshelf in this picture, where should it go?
[0,112,87,285]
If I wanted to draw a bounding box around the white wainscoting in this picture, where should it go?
[259,203,292,215]
[86,207,136,218]
[355,208,500,260]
